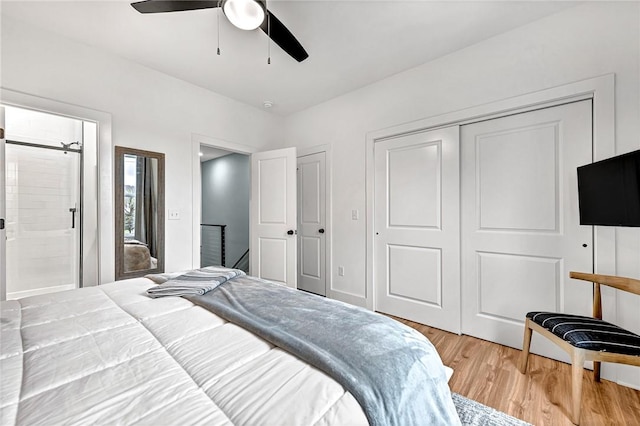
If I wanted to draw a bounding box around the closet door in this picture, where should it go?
[297,152,326,296]
[460,100,593,362]
[374,126,460,333]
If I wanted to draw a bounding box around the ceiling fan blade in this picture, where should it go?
[131,0,219,14]
[260,11,308,62]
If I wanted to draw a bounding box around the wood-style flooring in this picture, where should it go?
[392,316,640,426]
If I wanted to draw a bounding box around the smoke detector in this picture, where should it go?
[263,101,274,109]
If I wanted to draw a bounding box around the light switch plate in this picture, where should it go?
[168,209,180,220]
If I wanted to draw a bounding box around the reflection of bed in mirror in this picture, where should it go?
[123,239,157,272]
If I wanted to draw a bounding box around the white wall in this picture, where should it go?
[283,2,639,386]
[1,15,284,279]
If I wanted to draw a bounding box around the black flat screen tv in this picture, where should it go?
[577,149,640,227]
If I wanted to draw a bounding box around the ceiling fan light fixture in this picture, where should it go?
[223,0,266,31]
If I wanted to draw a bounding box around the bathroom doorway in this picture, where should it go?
[3,106,90,299]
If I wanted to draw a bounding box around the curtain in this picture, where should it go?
[134,156,157,257]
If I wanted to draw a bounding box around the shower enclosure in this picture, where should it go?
[3,106,84,299]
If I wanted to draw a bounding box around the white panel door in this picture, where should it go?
[374,126,460,333]
[250,147,297,288]
[297,152,326,296]
[0,107,5,301]
[461,100,593,362]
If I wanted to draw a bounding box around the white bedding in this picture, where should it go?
[0,278,367,425]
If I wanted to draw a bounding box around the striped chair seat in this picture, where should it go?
[527,311,640,356]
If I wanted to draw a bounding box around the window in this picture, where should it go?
[124,154,137,238]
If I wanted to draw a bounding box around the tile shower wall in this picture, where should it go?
[5,145,80,297]
[4,106,82,298]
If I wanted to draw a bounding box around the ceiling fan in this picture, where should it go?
[131,0,309,62]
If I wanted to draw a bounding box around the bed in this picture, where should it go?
[123,239,158,272]
[1,271,460,425]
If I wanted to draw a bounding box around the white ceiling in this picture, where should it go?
[1,1,577,116]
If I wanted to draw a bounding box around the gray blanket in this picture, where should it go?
[188,275,461,426]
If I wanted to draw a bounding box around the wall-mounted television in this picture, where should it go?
[577,149,640,227]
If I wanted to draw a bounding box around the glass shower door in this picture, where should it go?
[5,144,81,299]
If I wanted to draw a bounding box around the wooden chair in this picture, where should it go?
[518,271,640,425]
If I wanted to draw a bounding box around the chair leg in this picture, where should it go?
[593,361,601,382]
[519,319,533,374]
[571,349,586,425]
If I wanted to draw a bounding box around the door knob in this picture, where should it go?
[318,228,325,234]
[287,230,295,235]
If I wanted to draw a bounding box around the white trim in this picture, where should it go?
[0,107,5,301]
[191,134,257,270]
[367,75,614,141]
[7,284,76,300]
[0,88,114,285]
[366,73,615,321]
[192,133,258,155]
[618,380,640,391]
[296,144,333,299]
[297,144,327,158]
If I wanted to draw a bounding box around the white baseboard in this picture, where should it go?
[618,379,640,391]
[328,289,367,309]
[7,284,77,300]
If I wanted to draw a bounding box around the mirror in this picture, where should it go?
[115,146,165,280]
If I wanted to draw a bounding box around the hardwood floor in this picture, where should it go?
[392,316,640,426]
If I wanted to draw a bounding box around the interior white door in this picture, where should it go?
[0,106,5,301]
[461,100,593,362]
[374,126,460,333]
[250,147,297,288]
[297,152,326,296]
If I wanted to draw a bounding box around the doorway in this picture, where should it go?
[3,106,86,299]
[192,137,331,293]
[199,145,250,272]
[194,138,331,293]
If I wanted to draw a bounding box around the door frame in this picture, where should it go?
[366,74,615,311]
[191,137,332,292]
[190,133,257,270]
[0,88,113,287]
[297,144,332,297]
[0,107,5,301]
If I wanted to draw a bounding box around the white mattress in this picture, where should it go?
[0,278,368,425]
